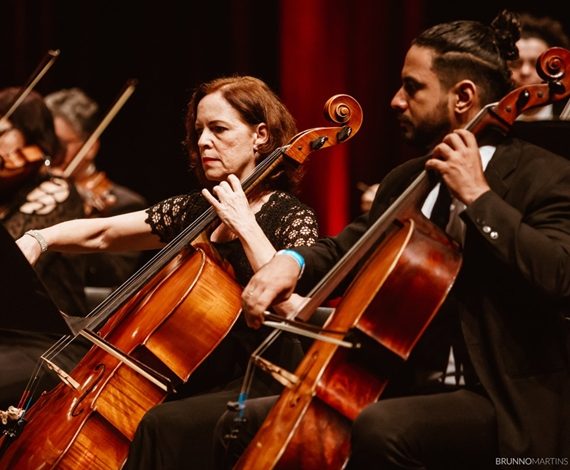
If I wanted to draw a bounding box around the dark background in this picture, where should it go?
[1,0,568,234]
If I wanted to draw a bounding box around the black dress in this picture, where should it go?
[122,190,319,470]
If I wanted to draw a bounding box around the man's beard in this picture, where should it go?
[398,99,451,152]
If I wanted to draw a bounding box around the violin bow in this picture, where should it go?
[62,79,137,178]
[0,49,60,126]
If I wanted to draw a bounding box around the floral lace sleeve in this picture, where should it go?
[215,191,319,286]
[273,205,319,249]
[145,193,209,243]
[145,191,318,286]
[256,192,318,250]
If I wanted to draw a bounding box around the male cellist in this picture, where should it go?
[216,10,570,469]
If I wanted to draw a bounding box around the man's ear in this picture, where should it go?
[453,80,478,116]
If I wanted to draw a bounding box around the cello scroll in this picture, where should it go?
[283,95,362,163]
[485,47,570,132]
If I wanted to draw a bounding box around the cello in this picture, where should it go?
[233,46,570,469]
[0,94,363,469]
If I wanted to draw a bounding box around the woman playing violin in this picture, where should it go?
[0,87,93,411]
[16,75,319,469]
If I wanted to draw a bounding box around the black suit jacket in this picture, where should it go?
[296,137,570,459]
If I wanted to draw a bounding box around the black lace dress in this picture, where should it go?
[123,191,318,470]
[146,190,318,286]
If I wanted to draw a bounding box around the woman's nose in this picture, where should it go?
[198,129,212,148]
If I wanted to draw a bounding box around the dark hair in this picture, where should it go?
[45,88,100,138]
[518,13,570,49]
[413,10,521,104]
[0,87,61,164]
[184,75,301,192]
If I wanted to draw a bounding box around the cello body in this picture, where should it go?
[236,218,461,469]
[234,46,570,470]
[0,94,364,469]
[0,247,242,470]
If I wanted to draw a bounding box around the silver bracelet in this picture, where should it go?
[25,229,48,253]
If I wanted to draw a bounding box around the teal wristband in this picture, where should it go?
[275,249,305,279]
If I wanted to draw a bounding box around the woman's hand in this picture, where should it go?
[202,174,256,239]
[16,232,43,266]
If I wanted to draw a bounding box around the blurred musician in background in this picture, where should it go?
[509,12,570,120]
[46,88,147,305]
[0,87,89,410]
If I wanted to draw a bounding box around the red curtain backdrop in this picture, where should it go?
[4,1,567,218]
[279,0,425,236]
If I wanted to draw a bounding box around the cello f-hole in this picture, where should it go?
[70,363,106,417]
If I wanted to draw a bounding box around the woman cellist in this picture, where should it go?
[219,11,570,469]
[0,87,91,410]
[15,75,319,468]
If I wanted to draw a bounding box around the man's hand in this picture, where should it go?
[426,129,491,205]
[242,253,301,328]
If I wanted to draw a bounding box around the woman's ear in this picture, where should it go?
[253,123,269,150]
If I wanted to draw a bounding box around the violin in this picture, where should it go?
[0,145,47,199]
[73,168,116,216]
[233,47,570,470]
[59,80,137,216]
[0,94,363,469]
[0,50,60,198]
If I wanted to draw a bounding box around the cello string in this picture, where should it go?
[236,328,283,415]
[78,144,290,333]
[560,97,570,119]
[14,101,361,419]
[289,102,499,323]
[232,104,498,409]
[12,145,291,410]
[14,333,78,414]
[16,144,292,405]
